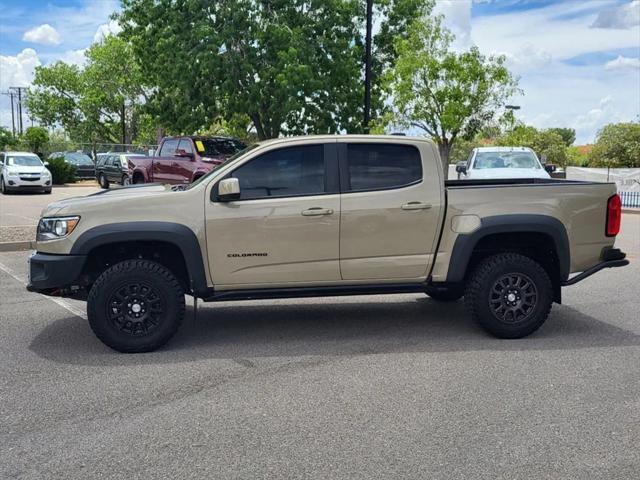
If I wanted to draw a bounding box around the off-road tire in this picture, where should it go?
[425,286,463,302]
[87,260,185,353]
[98,173,109,189]
[464,253,553,339]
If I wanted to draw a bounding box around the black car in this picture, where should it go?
[50,152,96,179]
[96,153,140,189]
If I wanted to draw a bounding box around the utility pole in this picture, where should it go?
[363,0,373,134]
[9,91,16,136]
[17,87,23,135]
[121,102,126,145]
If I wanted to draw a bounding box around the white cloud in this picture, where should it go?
[0,48,41,91]
[502,43,553,72]
[22,24,61,46]
[591,0,640,29]
[605,55,640,70]
[58,49,87,67]
[94,20,122,43]
[435,0,473,50]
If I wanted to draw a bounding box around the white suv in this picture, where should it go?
[456,147,554,180]
[0,151,52,194]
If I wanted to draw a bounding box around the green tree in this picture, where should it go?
[589,122,640,168]
[547,127,575,147]
[497,126,568,167]
[20,126,50,155]
[386,16,519,176]
[118,0,431,139]
[27,35,149,152]
[0,126,17,150]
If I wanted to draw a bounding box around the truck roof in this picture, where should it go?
[474,146,534,152]
[254,134,435,148]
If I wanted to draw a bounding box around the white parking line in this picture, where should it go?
[0,261,87,320]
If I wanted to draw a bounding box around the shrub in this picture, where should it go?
[47,156,77,184]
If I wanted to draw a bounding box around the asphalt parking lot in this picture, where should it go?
[1,208,639,478]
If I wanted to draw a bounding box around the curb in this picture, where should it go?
[58,182,99,188]
[0,241,35,252]
[623,209,640,215]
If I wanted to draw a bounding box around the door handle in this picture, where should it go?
[301,207,334,216]
[401,202,432,210]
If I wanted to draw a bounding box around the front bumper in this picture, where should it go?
[27,252,86,295]
[562,248,629,286]
[5,175,51,189]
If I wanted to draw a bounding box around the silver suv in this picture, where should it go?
[0,151,52,194]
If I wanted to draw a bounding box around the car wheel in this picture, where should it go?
[464,253,553,339]
[98,173,109,189]
[425,286,463,302]
[121,175,130,186]
[87,260,185,353]
[0,176,6,195]
[43,188,52,194]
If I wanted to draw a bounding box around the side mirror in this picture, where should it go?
[544,163,556,173]
[175,149,194,159]
[455,161,467,175]
[217,177,240,201]
[43,161,49,166]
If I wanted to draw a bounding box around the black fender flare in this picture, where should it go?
[71,222,209,295]
[446,214,570,283]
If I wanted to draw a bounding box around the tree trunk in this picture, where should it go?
[438,140,452,180]
[251,113,267,140]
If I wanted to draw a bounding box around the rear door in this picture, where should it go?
[338,140,443,280]
[205,142,340,286]
[153,138,179,183]
[174,139,196,183]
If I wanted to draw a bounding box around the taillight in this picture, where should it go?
[606,194,621,237]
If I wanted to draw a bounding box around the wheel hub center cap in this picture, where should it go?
[131,303,142,313]
[507,293,517,302]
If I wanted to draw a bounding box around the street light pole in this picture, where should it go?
[363,0,373,134]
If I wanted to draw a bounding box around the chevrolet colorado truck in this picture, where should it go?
[128,136,246,185]
[27,135,628,353]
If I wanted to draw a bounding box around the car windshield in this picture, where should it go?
[473,151,541,170]
[6,155,43,167]
[185,143,259,190]
[65,153,94,166]
[198,138,247,157]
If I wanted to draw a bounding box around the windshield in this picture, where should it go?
[6,155,43,167]
[198,138,246,157]
[473,151,541,170]
[185,143,259,190]
[65,153,94,166]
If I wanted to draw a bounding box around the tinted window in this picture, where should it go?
[178,139,193,155]
[230,145,325,200]
[346,143,421,191]
[159,139,179,157]
[200,138,246,157]
[65,153,94,166]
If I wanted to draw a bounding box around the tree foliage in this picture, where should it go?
[589,122,640,168]
[497,126,567,167]
[547,127,575,147]
[27,35,147,148]
[0,126,17,150]
[20,126,49,155]
[118,0,431,139]
[46,155,77,184]
[385,15,519,175]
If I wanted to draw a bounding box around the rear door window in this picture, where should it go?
[344,143,422,192]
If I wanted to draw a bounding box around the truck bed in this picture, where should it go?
[445,178,601,188]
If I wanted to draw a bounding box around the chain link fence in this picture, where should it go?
[45,141,158,160]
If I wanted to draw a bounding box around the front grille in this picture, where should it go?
[20,176,40,182]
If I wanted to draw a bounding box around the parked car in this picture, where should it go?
[0,151,52,194]
[128,136,246,185]
[49,152,96,179]
[27,135,627,353]
[96,153,141,189]
[456,147,555,180]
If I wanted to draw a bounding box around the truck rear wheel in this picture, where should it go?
[87,260,185,353]
[464,253,553,338]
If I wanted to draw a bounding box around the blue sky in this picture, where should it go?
[1,0,639,144]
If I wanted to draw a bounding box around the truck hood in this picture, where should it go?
[6,165,50,174]
[466,168,550,180]
[41,183,172,217]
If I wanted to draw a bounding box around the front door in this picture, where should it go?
[205,142,340,287]
[338,141,443,280]
[153,138,179,183]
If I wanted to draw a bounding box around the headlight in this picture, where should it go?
[42,170,51,177]
[37,216,80,241]
[6,168,18,176]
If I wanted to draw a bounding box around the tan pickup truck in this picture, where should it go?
[27,135,628,352]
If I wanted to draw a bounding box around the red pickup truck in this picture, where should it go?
[128,136,246,184]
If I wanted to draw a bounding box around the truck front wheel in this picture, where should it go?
[87,260,185,353]
[464,253,553,339]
